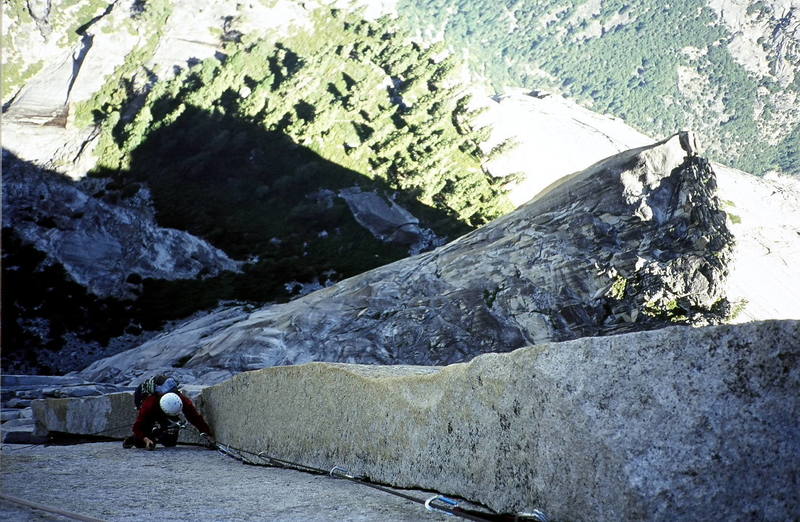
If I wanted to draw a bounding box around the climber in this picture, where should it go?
[123,374,214,450]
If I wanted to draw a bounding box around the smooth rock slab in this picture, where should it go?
[200,320,799,521]
[1,375,87,388]
[1,419,35,429]
[5,399,32,409]
[0,442,458,522]
[0,410,21,422]
[32,392,136,439]
[338,186,441,251]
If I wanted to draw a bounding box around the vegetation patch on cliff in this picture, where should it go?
[84,9,514,300]
[92,9,512,228]
[1,7,516,365]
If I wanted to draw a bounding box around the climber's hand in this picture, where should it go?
[144,437,155,450]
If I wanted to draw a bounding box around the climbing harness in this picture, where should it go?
[201,433,549,522]
[153,417,187,437]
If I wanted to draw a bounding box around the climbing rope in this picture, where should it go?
[0,492,106,522]
[202,433,549,522]
[6,415,550,521]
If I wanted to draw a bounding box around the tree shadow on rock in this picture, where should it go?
[95,105,470,324]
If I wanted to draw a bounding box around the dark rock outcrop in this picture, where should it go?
[2,152,240,299]
[338,187,443,253]
[79,132,735,384]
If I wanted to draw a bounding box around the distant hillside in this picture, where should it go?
[397,0,800,177]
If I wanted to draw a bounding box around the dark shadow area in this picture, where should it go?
[1,226,137,374]
[43,432,120,445]
[109,104,466,260]
[2,105,469,374]
[75,2,114,36]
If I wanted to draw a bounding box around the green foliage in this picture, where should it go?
[642,298,690,323]
[57,0,110,47]
[728,299,749,320]
[396,0,800,176]
[93,10,511,226]
[488,137,520,161]
[80,10,515,321]
[774,124,800,174]
[72,0,173,129]
[722,199,742,224]
[482,285,502,307]
[5,0,33,24]
[2,59,44,101]
[3,0,127,100]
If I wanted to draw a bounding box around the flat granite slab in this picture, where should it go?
[31,389,207,444]
[0,442,463,521]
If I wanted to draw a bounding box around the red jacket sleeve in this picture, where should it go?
[179,393,212,437]
[132,395,160,441]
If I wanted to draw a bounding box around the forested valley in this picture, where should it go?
[397,0,800,176]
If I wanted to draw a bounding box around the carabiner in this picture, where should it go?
[329,465,353,479]
[256,451,272,465]
[517,509,550,522]
[424,495,458,515]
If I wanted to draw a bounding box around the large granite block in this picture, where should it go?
[200,320,799,521]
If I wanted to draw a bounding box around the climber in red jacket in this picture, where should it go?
[123,375,214,450]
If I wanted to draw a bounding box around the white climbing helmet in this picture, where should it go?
[159,392,182,415]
